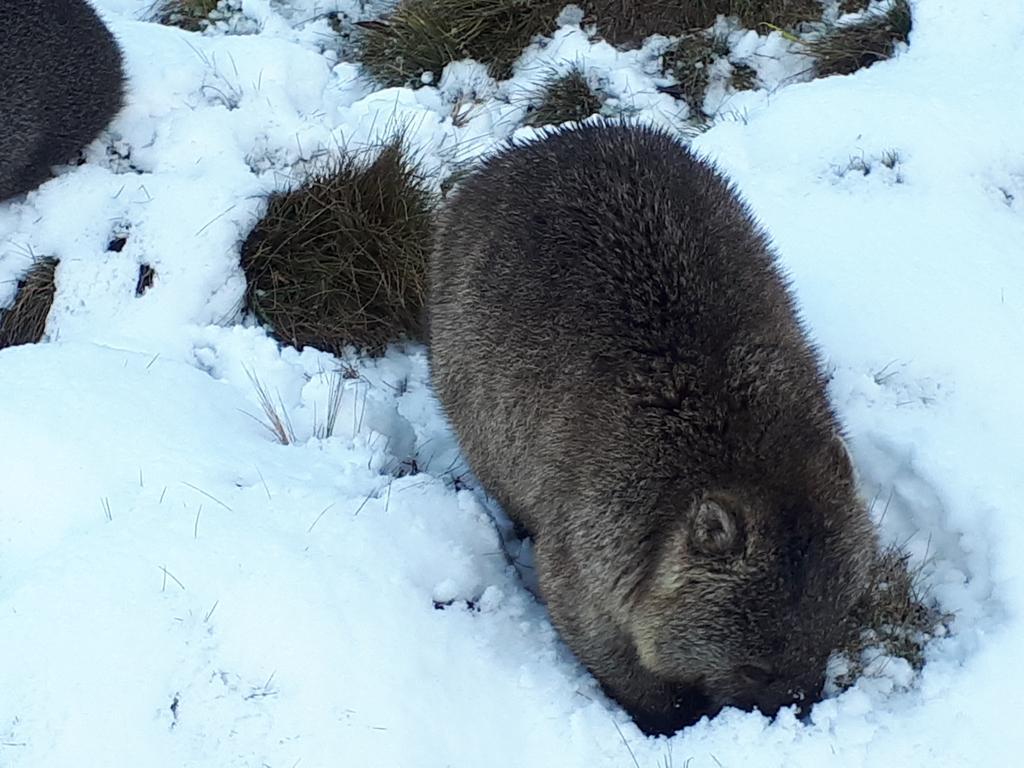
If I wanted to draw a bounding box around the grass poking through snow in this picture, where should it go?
[661,33,728,112]
[152,0,222,31]
[355,0,827,87]
[834,544,949,689]
[313,367,347,440]
[585,0,823,46]
[526,68,604,127]
[243,366,296,446]
[241,138,434,355]
[0,258,58,350]
[356,0,565,87]
[806,0,912,77]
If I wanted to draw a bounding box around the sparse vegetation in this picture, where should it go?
[835,545,949,688]
[832,150,901,182]
[243,366,296,445]
[585,0,823,46]
[526,68,604,127]
[356,0,565,87]
[312,367,347,441]
[0,258,58,349]
[806,0,912,77]
[241,138,434,355]
[153,0,221,31]
[731,62,759,91]
[880,148,901,169]
[242,365,349,445]
[660,33,728,111]
[354,0,828,88]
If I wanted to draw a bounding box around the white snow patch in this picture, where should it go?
[1,0,1023,765]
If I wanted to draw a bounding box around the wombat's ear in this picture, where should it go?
[690,499,743,556]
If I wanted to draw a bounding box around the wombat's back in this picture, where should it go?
[0,0,125,201]
[429,122,811,530]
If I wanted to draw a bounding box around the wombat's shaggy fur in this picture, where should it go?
[0,0,125,201]
[428,122,877,735]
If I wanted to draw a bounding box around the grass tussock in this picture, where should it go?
[527,68,604,127]
[585,0,823,46]
[356,0,565,87]
[835,545,949,688]
[806,0,912,77]
[729,0,823,28]
[0,258,58,350]
[241,139,434,355]
[153,0,221,31]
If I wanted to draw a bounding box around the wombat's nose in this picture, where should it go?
[730,671,824,718]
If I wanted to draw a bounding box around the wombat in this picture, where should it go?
[0,0,125,202]
[428,122,878,735]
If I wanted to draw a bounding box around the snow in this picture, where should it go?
[1,0,1023,765]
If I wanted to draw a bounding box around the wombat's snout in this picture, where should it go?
[725,667,825,718]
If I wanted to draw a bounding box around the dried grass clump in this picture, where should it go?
[729,0,823,28]
[527,68,604,127]
[585,0,823,46]
[356,0,565,88]
[838,0,871,13]
[0,258,58,349]
[153,0,221,31]
[806,0,911,77]
[241,140,434,355]
[661,33,728,110]
[834,545,949,689]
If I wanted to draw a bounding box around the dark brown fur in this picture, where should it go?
[428,122,877,735]
[0,0,125,202]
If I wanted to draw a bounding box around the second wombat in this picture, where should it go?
[0,0,125,202]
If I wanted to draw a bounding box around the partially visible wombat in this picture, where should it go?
[0,0,125,201]
[428,122,878,735]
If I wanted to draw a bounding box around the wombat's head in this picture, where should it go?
[627,436,875,729]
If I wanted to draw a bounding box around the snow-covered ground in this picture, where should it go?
[1,0,1022,765]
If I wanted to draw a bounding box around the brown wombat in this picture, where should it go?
[428,122,877,735]
[0,0,125,202]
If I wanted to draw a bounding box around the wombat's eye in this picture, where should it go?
[689,498,744,556]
